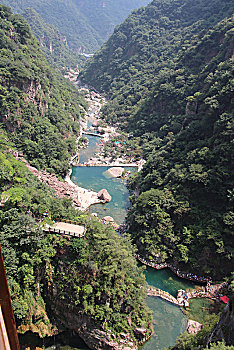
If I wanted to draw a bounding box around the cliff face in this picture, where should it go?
[80,0,234,126]
[39,233,152,350]
[21,8,86,71]
[47,299,137,350]
[0,148,152,348]
[0,5,86,176]
[206,299,234,346]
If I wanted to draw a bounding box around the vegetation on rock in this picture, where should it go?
[0,0,150,52]
[80,0,233,128]
[0,4,86,176]
[0,110,151,346]
[126,16,234,278]
[22,8,86,71]
[80,0,234,279]
[0,5,151,345]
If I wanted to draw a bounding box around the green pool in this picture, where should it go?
[70,134,191,349]
[71,165,135,224]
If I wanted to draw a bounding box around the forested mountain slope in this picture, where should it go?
[126,16,234,278]
[22,8,86,71]
[0,0,150,52]
[81,0,233,279]
[80,0,234,128]
[0,131,151,348]
[125,18,234,276]
[0,4,151,346]
[0,4,86,177]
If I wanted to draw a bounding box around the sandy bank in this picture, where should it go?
[65,174,101,211]
[21,159,102,211]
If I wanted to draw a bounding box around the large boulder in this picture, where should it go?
[97,189,112,202]
[107,167,125,178]
[103,216,114,222]
[187,320,203,334]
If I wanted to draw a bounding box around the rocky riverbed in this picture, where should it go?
[21,159,107,211]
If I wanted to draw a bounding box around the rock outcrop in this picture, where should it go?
[107,167,125,178]
[103,216,114,222]
[205,298,234,346]
[46,299,137,350]
[21,160,81,207]
[187,320,203,334]
[97,189,112,202]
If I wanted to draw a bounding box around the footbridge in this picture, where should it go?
[147,287,179,305]
[82,131,103,137]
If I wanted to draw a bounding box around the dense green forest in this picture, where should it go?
[0,4,87,177]
[0,129,151,343]
[80,0,234,279]
[80,0,234,128]
[0,4,151,345]
[126,16,234,278]
[0,0,150,52]
[22,8,86,71]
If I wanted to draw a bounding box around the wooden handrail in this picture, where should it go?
[43,222,87,238]
[0,245,20,350]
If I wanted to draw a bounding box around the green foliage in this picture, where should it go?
[126,16,234,278]
[50,217,152,337]
[0,5,87,176]
[168,314,220,350]
[22,8,86,71]
[0,131,151,341]
[80,0,233,127]
[206,341,234,349]
[82,1,234,278]
[0,0,150,52]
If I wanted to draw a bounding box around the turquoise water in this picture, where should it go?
[144,266,196,297]
[142,297,187,350]
[139,267,195,349]
[79,135,101,163]
[71,166,135,224]
[70,135,190,349]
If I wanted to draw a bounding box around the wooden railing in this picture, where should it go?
[0,245,20,350]
[43,219,87,238]
[46,226,86,238]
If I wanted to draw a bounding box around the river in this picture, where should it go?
[19,134,194,350]
[70,134,195,350]
[20,133,194,350]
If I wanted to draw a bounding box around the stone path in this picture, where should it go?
[136,254,212,284]
[177,283,227,307]
[147,282,227,308]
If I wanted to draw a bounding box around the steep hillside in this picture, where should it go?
[126,16,234,278]
[169,295,234,349]
[80,0,234,127]
[0,0,150,52]
[0,6,152,346]
[0,129,151,348]
[22,8,86,71]
[0,4,86,177]
[80,0,234,279]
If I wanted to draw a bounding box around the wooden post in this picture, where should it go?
[0,245,20,350]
